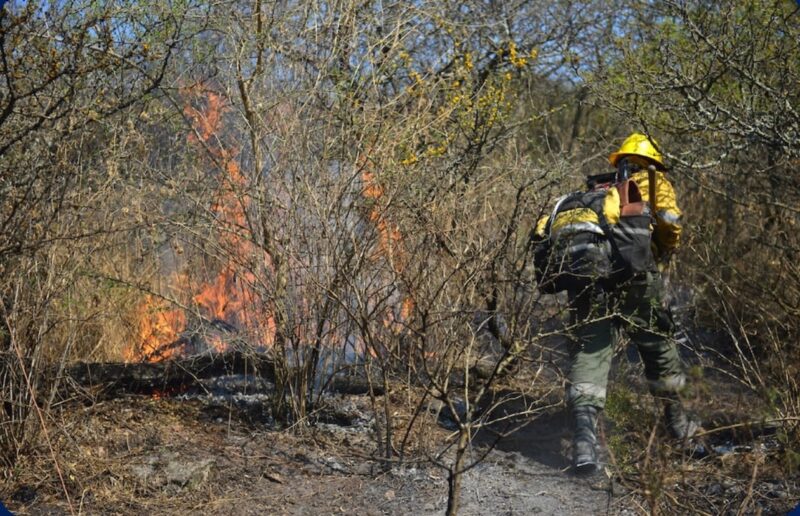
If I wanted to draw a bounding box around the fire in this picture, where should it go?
[127,87,276,362]
[361,168,404,264]
[126,296,186,362]
[128,93,412,363]
[193,268,239,322]
[360,156,415,337]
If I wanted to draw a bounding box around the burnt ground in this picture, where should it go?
[5,377,798,515]
[3,333,800,514]
[3,388,616,515]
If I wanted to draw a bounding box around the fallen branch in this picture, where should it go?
[61,351,275,399]
[60,351,385,399]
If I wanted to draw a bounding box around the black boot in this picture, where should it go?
[572,406,599,474]
[664,398,700,440]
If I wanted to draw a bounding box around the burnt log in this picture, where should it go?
[328,372,385,395]
[62,351,275,398]
[61,352,385,399]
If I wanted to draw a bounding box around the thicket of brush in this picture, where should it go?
[2,1,798,513]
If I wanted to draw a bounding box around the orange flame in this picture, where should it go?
[360,155,415,337]
[128,87,276,362]
[126,296,187,362]
[361,168,404,264]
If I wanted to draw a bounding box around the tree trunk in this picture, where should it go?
[446,428,470,516]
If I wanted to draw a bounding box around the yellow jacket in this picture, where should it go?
[629,170,682,257]
[535,172,682,260]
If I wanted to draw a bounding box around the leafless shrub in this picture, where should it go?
[0,0,204,474]
[6,0,798,513]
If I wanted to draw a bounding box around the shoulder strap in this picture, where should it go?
[595,193,613,237]
[595,188,624,264]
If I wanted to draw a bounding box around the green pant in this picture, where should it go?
[566,272,686,409]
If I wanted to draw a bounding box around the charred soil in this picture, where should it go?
[2,366,799,515]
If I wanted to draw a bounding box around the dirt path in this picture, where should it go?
[460,409,614,516]
[456,448,611,515]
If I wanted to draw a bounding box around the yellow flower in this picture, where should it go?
[401,154,418,166]
[426,144,447,157]
[463,52,473,71]
[508,42,528,68]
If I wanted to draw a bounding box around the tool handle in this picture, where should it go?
[647,165,658,215]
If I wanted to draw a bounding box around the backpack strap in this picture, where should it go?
[594,188,626,286]
[595,200,615,244]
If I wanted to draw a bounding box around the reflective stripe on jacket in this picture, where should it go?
[535,187,621,240]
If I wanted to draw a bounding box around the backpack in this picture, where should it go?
[533,179,655,293]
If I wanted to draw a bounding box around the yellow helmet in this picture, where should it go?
[608,132,665,169]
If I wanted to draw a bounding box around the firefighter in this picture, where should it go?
[565,133,699,474]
